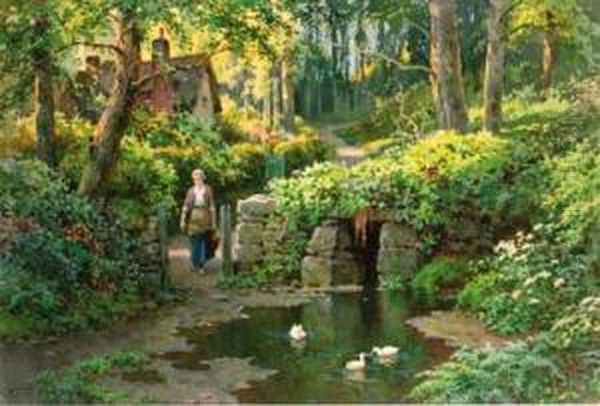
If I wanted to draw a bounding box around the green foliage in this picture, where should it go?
[380,273,406,291]
[550,296,600,351]
[219,216,309,289]
[271,131,513,238]
[458,271,504,311]
[411,257,469,306]
[274,134,334,175]
[410,339,569,403]
[336,82,436,147]
[127,113,330,208]
[458,138,599,335]
[36,351,150,404]
[0,160,143,335]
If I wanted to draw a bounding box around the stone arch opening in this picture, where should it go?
[353,219,382,288]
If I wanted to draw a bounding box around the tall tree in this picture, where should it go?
[1,0,60,166]
[483,0,508,132]
[281,47,295,134]
[428,0,468,132]
[75,0,278,197]
[509,0,594,93]
[32,2,56,165]
[77,10,141,196]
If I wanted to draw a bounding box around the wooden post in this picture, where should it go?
[220,204,233,276]
[158,203,170,291]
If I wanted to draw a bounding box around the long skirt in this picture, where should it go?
[190,232,209,269]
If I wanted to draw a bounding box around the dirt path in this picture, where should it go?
[317,122,366,166]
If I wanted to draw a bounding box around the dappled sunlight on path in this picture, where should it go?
[317,122,367,166]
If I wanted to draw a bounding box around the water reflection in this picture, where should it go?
[159,291,451,403]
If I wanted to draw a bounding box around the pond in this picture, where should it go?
[0,289,452,403]
[158,291,452,403]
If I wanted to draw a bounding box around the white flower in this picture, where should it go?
[512,290,522,300]
[581,297,595,307]
[536,271,551,280]
[553,278,566,288]
[550,259,559,265]
[529,298,541,305]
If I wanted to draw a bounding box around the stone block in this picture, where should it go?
[332,257,364,285]
[301,256,333,287]
[306,225,338,256]
[336,225,353,251]
[234,222,265,246]
[237,194,277,221]
[233,243,263,264]
[380,223,418,249]
[377,248,419,279]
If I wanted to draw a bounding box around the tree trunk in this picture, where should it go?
[273,65,283,131]
[32,15,55,166]
[541,30,556,93]
[483,0,507,133]
[77,12,140,197]
[281,49,295,135]
[428,0,469,132]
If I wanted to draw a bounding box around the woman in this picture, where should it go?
[179,169,217,272]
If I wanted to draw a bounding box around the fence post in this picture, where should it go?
[220,204,233,276]
[158,203,170,291]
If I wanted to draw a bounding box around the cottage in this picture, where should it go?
[62,30,221,123]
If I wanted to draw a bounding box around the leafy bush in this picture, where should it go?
[0,160,143,335]
[458,271,504,311]
[411,257,470,305]
[458,140,599,335]
[274,134,334,175]
[410,339,569,403]
[337,82,436,146]
[271,131,514,236]
[36,351,151,404]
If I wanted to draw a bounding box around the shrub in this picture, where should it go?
[0,160,143,335]
[274,134,334,175]
[411,256,470,306]
[338,82,436,146]
[458,271,504,311]
[410,339,569,403]
[271,131,514,234]
[36,351,151,404]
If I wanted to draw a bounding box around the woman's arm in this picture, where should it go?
[208,186,217,229]
[180,188,193,229]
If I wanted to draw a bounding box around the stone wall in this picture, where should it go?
[301,219,364,287]
[232,196,422,287]
[377,222,420,283]
[233,195,278,272]
[136,215,164,274]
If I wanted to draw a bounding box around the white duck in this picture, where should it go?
[289,323,307,341]
[345,352,367,371]
[372,345,399,358]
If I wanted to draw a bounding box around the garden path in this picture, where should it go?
[317,122,366,166]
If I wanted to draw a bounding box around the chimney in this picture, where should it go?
[152,27,170,63]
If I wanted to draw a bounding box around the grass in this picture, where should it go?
[0,311,34,338]
[36,350,154,404]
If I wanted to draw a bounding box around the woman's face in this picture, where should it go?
[192,172,204,186]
